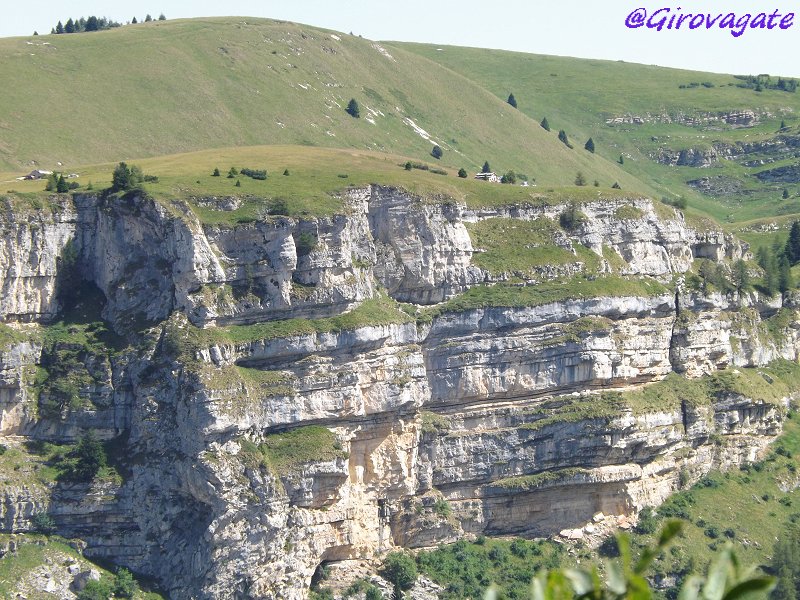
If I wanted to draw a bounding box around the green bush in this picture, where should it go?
[114,567,138,598]
[458,168,467,178]
[77,578,113,600]
[31,512,56,535]
[380,552,417,597]
[296,232,318,257]
[559,202,587,230]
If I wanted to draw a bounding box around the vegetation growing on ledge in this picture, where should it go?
[605,359,800,414]
[425,276,669,319]
[242,426,346,476]
[190,294,412,348]
[466,218,613,277]
[493,467,588,491]
[0,534,164,599]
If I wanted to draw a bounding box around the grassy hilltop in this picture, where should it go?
[0,17,637,190]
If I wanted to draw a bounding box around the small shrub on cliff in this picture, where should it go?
[56,431,107,482]
[380,552,417,598]
[77,579,113,600]
[559,202,587,231]
[31,511,56,535]
[458,168,467,178]
[296,232,318,257]
[113,567,138,598]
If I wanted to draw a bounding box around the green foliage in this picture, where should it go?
[427,276,668,318]
[771,525,800,599]
[56,174,69,193]
[786,221,800,265]
[558,130,573,149]
[380,552,417,597]
[283,169,290,176]
[227,167,238,178]
[431,145,443,159]
[433,498,451,517]
[69,431,108,482]
[111,162,145,191]
[344,579,384,599]
[296,232,318,256]
[234,179,241,187]
[559,202,588,230]
[481,161,491,173]
[211,167,220,176]
[540,117,551,131]
[531,522,773,600]
[30,512,56,535]
[574,171,586,186]
[346,98,360,118]
[114,567,138,598]
[507,93,517,108]
[240,167,267,180]
[614,205,644,220]
[584,138,595,153]
[45,172,57,191]
[77,578,113,600]
[732,259,750,293]
[257,426,346,475]
[404,161,413,171]
[418,537,565,599]
[501,170,517,184]
[458,168,468,178]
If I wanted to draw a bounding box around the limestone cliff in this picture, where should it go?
[0,186,795,599]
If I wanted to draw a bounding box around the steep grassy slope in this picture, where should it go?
[396,43,800,228]
[0,18,640,191]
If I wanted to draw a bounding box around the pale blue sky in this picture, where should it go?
[4,1,800,76]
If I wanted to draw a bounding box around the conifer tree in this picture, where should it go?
[784,189,790,200]
[346,98,360,118]
[585,138,595,153]
[158,13,167,20]
[779,255,793,292]
[431,145,443,159]
[787,221,800,264]
[65,18,75,33]
[145,14,153,22]
[56,174,69,193]
[132,16,138,24]
[55,21,64,34]
[481,161,491,173]
[540,117,550,131]
[558,130,573,148]
[507,93,517,108]
[458,168,467,178]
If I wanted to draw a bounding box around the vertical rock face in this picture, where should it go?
[367,186,483,303]
[0,186,795,599]
[0,198,76,322]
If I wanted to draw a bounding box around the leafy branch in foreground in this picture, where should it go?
[483,521,774,600]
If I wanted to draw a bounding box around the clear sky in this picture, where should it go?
[4,1,800,77]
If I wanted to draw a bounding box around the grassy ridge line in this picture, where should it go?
[2,145,652,226]
[0,17,642,192]
[395,42,800,227]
